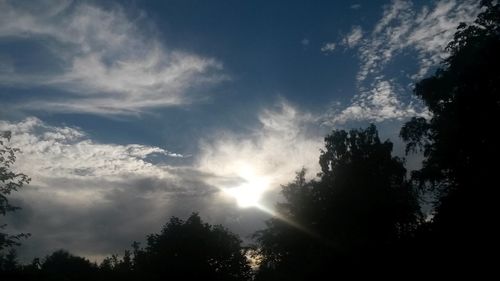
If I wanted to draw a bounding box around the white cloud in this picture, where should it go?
[324,80,429,125]
[357,0,480,83]
[0,117,230,259]
[0,101,324,259]
[0,117,208,230]
[0,117,184,184]
[342,25,363,48]
[301,38,310,46]
[197,101,323,206]
[0,1,225,115]
[320,42,336,53]
[327,0,479,125]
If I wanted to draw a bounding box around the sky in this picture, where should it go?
[0,0,481,262]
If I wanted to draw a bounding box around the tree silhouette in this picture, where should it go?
[1,214,252,280]
[0,249,19,273]
[133,213,252,281]
[0,131,30,251]
[41,250,98,281]
[98,250,133,281]
[400,0,499,270]
[254,125,420,279]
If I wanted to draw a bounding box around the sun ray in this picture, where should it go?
[220,163,324,242]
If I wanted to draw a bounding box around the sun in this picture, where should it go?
[224,165,270,208]
[225,178,270,208]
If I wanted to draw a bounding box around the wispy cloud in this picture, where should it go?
[323,79,427,125]
[357,0,480,83]
[198,101,323,195]
[320,42,336,53]
[327,0,480,125]
[343,25,363,48]
[0,1,225,115]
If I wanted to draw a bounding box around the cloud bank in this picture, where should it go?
[1,101,323,260]
[0,117,221,260]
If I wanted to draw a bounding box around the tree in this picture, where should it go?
[133,213,251,281]
[316,125,421,250]
[41,250,98,281]
[98,250,133,281]
[0,248,19,273]
[254,125,420,279]
[400,1,499,269]
[0,131,30,251]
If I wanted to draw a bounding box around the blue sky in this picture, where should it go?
[0,0,480,261]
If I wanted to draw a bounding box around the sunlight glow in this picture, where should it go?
[220,163,323,243]
[225,178,270,208]
[223,164,270,208]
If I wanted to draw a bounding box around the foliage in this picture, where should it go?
[254,125,421,279]
[400,0,499,270]
[41,250,98,280]
[400,0,500,231]
[0,249,19,273]
[401,1,500,192]
[133,213,252,281]
[0,131,30,251]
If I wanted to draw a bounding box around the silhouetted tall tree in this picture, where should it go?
[133,213,252,281]
[400,0,499,270]
[255,125,420,280]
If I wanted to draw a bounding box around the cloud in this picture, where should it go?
[320,42,336,53]
[1,101,324,260]
[357,0,480,83]
[342,25,363,48]
[327,0,479,125]
[350,4,362,10]
[0,0,225,115]
[0,117,183,181]
[0,117,223,260]
[301,38,310,46]
[323,79,428,125]
[197,101,323,204]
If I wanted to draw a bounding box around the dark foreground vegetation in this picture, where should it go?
[1,2,499,280]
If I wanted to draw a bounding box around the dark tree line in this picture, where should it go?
[1,214,251,281]
[1,1,498,279]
